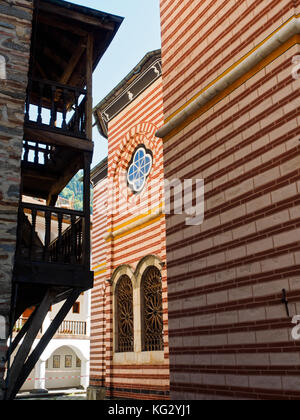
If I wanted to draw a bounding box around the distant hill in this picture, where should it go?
[60,171,93,213]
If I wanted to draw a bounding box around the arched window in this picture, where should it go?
[115,275,134,353]
[141,266,164,351]
[0,56,6,80]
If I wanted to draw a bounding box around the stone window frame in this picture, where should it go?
[0,55,6,80]
[111,256,165,365]
[111,265,136,356]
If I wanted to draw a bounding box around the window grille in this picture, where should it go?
[116,275,134,353]
[142,267,164,352]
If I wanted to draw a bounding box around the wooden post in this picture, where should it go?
[82,33,93,269]
[86,33,93,141]
[83,151,91,269]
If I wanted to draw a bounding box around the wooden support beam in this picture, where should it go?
[86,33,93,141]
[9,289,83,399]
[24,126,94,152]
[14,261,93,290]
[9,307,39,356]
[60,44,86,86]
[47,193,58,207]
[47,154,83,200]
[6,289,55,400]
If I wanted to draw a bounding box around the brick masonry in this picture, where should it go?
[0,0,33,399]
[159,0,300,400]
[91,61,170,399]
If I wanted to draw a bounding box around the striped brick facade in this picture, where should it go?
[0,0,33,399]
[158,0,300,400]
[90,52,170,400]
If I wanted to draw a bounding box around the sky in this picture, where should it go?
[68,0,162,167]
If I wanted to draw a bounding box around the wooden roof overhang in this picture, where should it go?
[31,0,123,92]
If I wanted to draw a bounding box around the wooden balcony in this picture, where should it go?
[13,318,86,337]
[13,202,93,315]
[56,320,87,336]
[24,78,88,140]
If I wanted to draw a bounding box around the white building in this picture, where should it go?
[12,290,91,393]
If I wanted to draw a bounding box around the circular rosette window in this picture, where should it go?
[127,145,153,193]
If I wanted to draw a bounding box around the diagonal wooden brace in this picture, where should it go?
[7,288,82,400]
[5,289,55,400]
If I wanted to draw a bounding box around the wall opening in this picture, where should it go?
[0,56,6,80]
[0,315,6,340]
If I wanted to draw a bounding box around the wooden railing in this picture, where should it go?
[49,218,83,264]
[17,202,85,265]
[57,320,87,336]
[13,317,43,334]
[22,140,54,166]
[25,78,87,138]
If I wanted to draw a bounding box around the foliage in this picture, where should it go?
[59,171,93,213]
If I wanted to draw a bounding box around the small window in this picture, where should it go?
[73,302,80,314]
[53,355,60,369]
[65,355,72,368]
[127,145,153,193]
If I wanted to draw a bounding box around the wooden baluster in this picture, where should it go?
[37,82,43,125]
[44,210,51,262]
[62,89,67,130]
[74,90,79,134]
[30,209,37,260]
[34,142,39,165]
[23,141,29,162]
[57,212,63,262]
[24,80,32,122]
[70,215,76,264]
[44,145,50,165]
[50,85,56,127]
[82,152,91,268]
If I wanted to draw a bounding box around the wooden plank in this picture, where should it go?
[24,126,94,151]
[7,289,82,400]
[39,2,115,31]
[6,289,55,400]
[38,13,88,37]
[14,261,94,290]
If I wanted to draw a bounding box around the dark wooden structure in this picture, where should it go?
[4,0,122,400]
